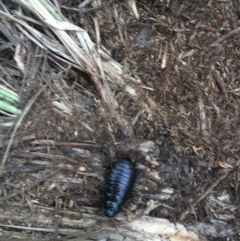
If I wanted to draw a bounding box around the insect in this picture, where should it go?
[104,157,136,217]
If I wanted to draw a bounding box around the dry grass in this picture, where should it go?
[0,0,240,240]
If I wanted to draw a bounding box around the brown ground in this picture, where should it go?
[0,0,240,240]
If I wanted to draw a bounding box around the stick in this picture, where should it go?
[0,85,46,171]
[179,161,240,221]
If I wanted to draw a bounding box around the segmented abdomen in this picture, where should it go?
[104,157,136,217]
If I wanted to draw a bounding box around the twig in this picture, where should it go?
[0,85,46,171]
[198,95,208,138]
[0,224,78,235]
[31,139,98,147]
[211,26,240,46]
[0,134,35,148]
[78,0,94,9]
[179,160,240,221]
[0,170,58,202]
[211,65,227,96]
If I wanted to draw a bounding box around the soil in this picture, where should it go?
[0,0,240,240]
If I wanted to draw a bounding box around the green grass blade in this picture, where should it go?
[0,100,22,115]
[0,88,20,103]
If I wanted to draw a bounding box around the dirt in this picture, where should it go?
[0,0,240,240]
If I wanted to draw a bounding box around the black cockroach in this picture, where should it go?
[104,157,136,217]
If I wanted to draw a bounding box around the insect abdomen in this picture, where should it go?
[104,157,136,217]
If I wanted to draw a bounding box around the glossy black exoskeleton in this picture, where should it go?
[104,157,136,217]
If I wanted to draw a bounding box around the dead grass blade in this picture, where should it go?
[0,85,46,171]
[5,0,157,136]
[179,160,240,221]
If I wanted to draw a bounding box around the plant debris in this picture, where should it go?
[0,0,240,240]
